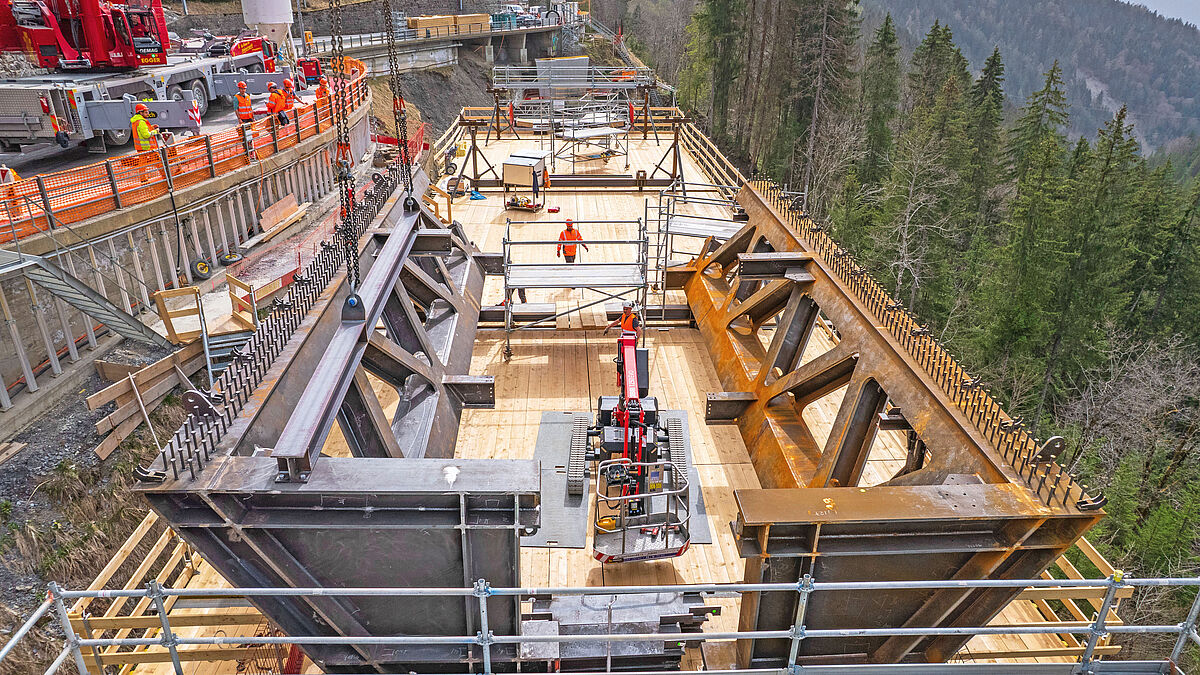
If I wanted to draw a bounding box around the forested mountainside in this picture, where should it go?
[860,0,1200,150]
[598,0,1200,655]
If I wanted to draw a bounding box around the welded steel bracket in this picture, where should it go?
[705,391,757,423]
[443,375,497,408]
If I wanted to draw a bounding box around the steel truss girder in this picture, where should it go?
[676,186,1102,666]
[139,178,536,673]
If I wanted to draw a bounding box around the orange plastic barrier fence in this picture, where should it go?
[0,58,370,245]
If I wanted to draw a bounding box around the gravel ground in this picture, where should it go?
[0,372,110,609]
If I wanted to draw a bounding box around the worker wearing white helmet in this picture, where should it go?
[605,301,640,338]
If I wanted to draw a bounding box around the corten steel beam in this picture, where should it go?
[139,171,540,673]
[673,183,1103,666]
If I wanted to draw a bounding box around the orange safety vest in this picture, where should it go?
[267,91,285,113]
[316,84,329,100]
[284,90,296,107]
[235,93,253,121]
[557,228,583,256]
[131,114,157,151]
[620,312,638,332]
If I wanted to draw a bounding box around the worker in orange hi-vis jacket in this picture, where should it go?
[0,164,22,220]
[283,78,297,107]
[235,81,254,124]
[556,219,588,263]
[267,82,288,124]
[130,103,163,184]
[604,300,641,338]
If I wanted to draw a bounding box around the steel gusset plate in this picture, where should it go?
[675,186,1102,666]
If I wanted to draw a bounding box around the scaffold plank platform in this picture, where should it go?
[507,262,645,288]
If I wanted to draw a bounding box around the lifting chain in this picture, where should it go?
[329,0,359,289]
[382,0,415,203]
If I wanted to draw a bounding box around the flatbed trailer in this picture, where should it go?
[0,50,290,152]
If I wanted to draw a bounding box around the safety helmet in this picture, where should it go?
[320,77,328,85]
[622,301,633,310]
[134,103,149,114]
[267,82,278,90]
[565,219,573,228]
[284,78,294,89]
[237,80,247,89]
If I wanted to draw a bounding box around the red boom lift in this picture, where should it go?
[585,330,692,563]
[0,0,169,70]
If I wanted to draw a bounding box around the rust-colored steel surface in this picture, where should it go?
[675,182,1103,666]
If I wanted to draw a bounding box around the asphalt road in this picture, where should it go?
[0,93,260,177]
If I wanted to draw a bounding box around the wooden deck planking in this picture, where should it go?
[127,133,1091,673]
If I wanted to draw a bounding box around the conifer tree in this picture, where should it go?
[860,14,900,184]
[1009,62,1070,182]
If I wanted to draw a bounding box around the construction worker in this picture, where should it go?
[131,103,162,183]
[0,164,22,220]
[267,82,288,124]
[604,301,641,337]
[283,78,297,107]
[235,81,254,124]
[556,219,588,263]
[316,77,330,102]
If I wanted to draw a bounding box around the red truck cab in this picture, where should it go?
[0,0,169,70]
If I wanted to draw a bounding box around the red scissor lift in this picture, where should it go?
[587,331,691,563]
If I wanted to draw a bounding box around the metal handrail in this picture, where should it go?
[6,572,1200,674]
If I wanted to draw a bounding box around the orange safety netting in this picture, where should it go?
[0,58,367,244]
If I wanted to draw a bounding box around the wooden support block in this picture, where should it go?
[555,302,569,330]
[94,360,140,382]
[94,354,204,434]
[0,441,26,466]
[87,342,203,410]
[260,202,311,243]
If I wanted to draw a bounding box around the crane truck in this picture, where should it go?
[0,0,290,152]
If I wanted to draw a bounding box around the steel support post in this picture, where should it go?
[475,578,494,675]
[46,583,90,675]
[1170,578,1200,661]
[147,580,184,675]
[786,574,814,671]
[1080,572,1124,672]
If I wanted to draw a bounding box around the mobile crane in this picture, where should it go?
[0,0,289,152]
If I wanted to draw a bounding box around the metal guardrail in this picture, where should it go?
[306,15,580,55]
[0,57,374,244]
[3,573,1200,674]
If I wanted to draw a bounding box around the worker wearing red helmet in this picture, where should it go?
[282,78,297,108]
[556,219,588,263]
[266,81,287,118]
[130,102,162,183]
[235,81,254,124]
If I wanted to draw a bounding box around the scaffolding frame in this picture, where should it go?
[554,124,631,173]
[501,217,648,358]
[646,181,743,318]
[6,573,1199,675]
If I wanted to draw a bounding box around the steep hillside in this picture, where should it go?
[860,0,1200,148]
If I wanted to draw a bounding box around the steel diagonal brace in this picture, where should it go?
[270,193,422,481]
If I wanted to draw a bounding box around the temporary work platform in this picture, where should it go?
[501,217,648,356]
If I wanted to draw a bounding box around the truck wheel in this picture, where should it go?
[166,84,184,103]
[189,80,210,116]
[247,64,264,74]
[104,128,132,146]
